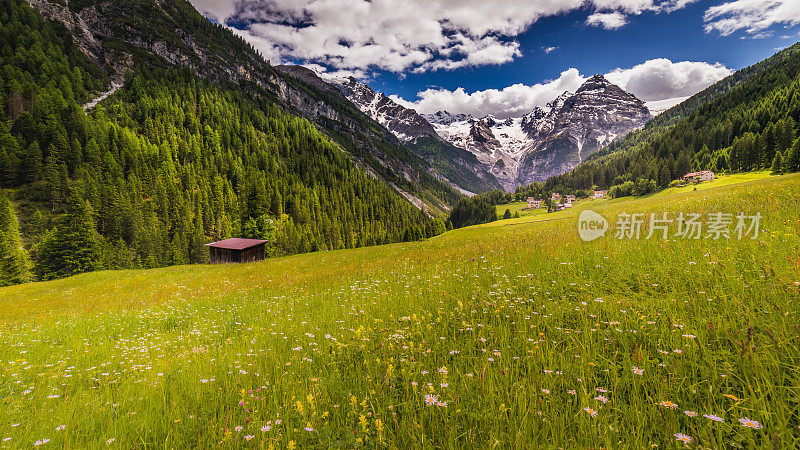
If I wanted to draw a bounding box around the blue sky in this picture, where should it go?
[189,0,800,117]
[377,1,796,100]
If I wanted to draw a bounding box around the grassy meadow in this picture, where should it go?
[494,202,548,219]
[1,173,799,448]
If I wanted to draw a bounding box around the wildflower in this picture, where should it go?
[738,417,762,429]
[106,438,115,444]
[2,438,10,442]
[424,394,439,406]
[541,389,550,394]
[595,387,608,393]
[704,414,724,422]
[244,435,254,441]
[55,425,66,431]
[260,425,271,432]
[305,427,314,432]
[235,426,243,433]
[659,400,678,409]
[567,390,576,395]
[674,433,692,444]
[684,411,697,417]
[34,439,50,446]
[632,366,644,375]
[583,407,598,417]
[411,381,418,387]
[438,367,448,374]
[594,395,609,404]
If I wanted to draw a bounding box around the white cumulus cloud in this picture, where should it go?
[604,58,733,101]
[391,68,585,119]
[704,0,800,36]
[586,12,628,29]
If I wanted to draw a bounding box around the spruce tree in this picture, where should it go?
[0,194,30,286]
[786,139,800,173]
[675,152,691,177]
[770,152,783,174]
[658,164,671,187]
[34,193,101,281]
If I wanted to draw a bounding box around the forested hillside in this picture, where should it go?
[20,0,462,215]
[516,43,800,198]
[0,0,444,285]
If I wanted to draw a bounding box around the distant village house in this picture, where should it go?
[682,170,715,183]
[593,190,608,199]
[526,197,542,209]
[564,194,576,203]
[206,238,268,264]
[551,193,561,201]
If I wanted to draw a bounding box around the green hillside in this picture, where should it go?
[0,0,446,285]
[518,42,800,197]
[1,173,798,447]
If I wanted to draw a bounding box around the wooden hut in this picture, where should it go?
[205,238,268,264]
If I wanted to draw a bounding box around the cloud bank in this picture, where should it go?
[189,0,700,73]
[390,59,732,119]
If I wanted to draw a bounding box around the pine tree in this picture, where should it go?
[675,151,691,178]
[0,194,30,286]
[787,139,800,173]
[658,164,671,187]
[771,152,783,174]
[34,193,101,281]
[21,142,41,183]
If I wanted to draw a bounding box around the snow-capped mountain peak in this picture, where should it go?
[328,73,652,192]
[326,76,440,141]
[425,75,652,190]
[422,111,473,125]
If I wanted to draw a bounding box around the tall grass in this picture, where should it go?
[1,174,798,448]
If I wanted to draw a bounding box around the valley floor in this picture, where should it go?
[0,173,799,447]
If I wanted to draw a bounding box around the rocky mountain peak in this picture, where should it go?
[327,76,440,142]
[423,111,473,125]
[547,91,574,112]
[573,75,642,106]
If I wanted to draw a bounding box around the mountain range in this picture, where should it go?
[326,74,652,191]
